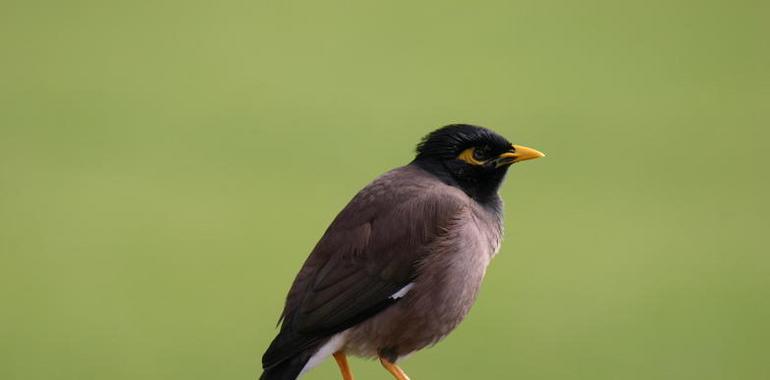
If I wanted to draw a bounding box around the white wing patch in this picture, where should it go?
[300,331,348,377]
[390,283,415,299]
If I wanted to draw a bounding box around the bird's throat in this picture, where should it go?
[411,159,507,210]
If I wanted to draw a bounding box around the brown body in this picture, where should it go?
[339,166,502,359]
[286,165,504,375]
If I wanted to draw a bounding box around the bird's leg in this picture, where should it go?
[333,352,354,380]
[379,357,410,380]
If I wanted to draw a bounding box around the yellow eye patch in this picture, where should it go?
[457,147,486,165]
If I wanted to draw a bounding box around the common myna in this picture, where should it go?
[260,124,545,380]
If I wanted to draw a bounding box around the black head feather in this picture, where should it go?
[415,124,512,160]
[412,124,516,207]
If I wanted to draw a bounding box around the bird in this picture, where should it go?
[260,124,545,380]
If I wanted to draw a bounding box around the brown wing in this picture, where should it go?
[262,167,467,369]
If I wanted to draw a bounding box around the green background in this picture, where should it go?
[2,0,768,379]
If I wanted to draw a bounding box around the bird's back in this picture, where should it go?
[262,165,479,378]
[342,174,504,359]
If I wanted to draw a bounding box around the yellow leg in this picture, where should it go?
[379,357,410,380]
[333,352,354,380]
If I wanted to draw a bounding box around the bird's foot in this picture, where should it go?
[379,357,410,380]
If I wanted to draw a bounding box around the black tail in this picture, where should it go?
[260,345,319,380]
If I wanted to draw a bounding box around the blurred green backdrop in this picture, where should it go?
[1,0,769,379]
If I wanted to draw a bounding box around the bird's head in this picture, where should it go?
[413,124,544,204]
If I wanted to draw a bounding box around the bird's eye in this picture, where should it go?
[472,147,488,161]
[458,146,489,165]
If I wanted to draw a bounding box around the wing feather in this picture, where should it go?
[262,167,467,369]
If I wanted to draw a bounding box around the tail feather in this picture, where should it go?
[260,346,317,380]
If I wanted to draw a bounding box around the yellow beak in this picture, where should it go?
[499,145,546,163]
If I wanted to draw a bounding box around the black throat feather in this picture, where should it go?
[411,158,505,213]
